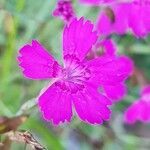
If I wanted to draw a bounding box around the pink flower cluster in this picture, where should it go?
[97,0,150,37]
[124,86,150,124]
[53,0,75,22]
[18,18,133,125]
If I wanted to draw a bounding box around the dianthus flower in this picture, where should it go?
[53,0,75,22]
[124,85,150,124]
[97,3,129,36]
[18,18,133,125]
[97,0,150,37]
[128,0,150,37]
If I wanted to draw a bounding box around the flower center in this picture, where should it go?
[55,55,91,93]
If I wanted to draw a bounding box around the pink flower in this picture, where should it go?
[97,0,150,37]
[128,0,150,37]
[124,85,150,124]
[18,18,133,125]
[97,3,129,36]
[53,0,75,22]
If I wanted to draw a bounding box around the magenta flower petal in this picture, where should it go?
[86,39,117,60]
[97,12,112,36]
[112,3,129,34]
[73,85,111,124]
[95,39,116,56]
[128,3,146,37]
[18,40,61,79]
[143,5,150,32]
[87,55,133,86]
[102,39,116,56]
[124,101,140,124]
[124,85,150,124]
[97,3,129,36]
[103,83,127,101]
[124,100,150,124]
[128,0,150,37]
[63,18,98,61]
[38,83,72,125]
[140,102,150,122]
[141,86,150,96]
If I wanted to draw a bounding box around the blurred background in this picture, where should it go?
[0,0,150,149]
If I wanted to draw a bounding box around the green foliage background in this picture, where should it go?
[0,0,150,149]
